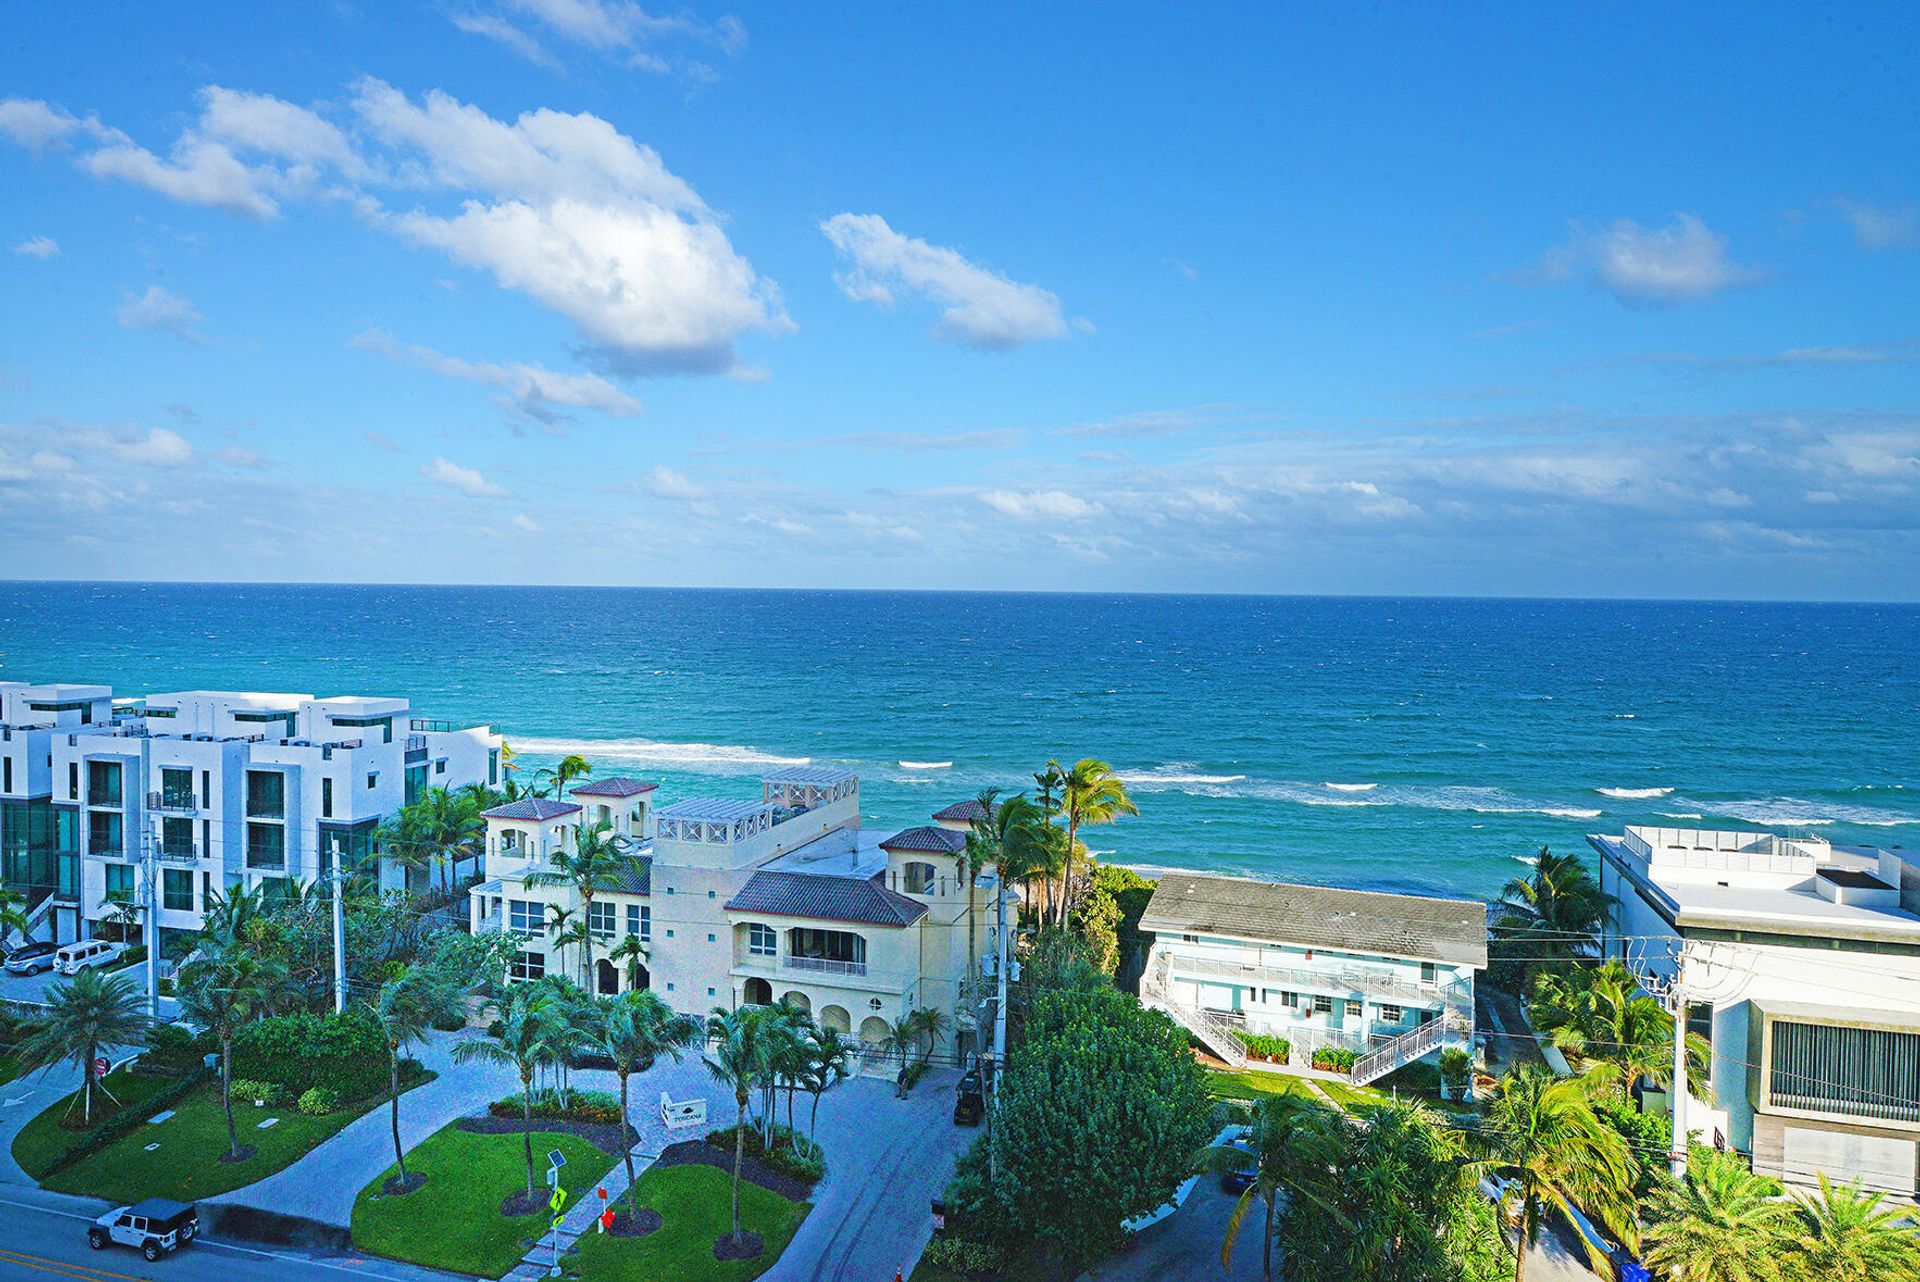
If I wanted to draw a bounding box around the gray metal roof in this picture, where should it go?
[726,870,928,927]
[760,765,858,786]
[658,798,768,821]
[1141,871,1488,968]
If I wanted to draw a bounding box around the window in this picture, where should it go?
[161,817,193,859]
[161,767,193,809]
[87,760,123,806]
[68,762,78,799]
[588,901,617,940]
[321,778,333,819]
[489,749,500,787]
[88,810,123,855]
[104,863,134,902]
[788,927,865,965]
[1770,1019,1920,1124]
[163,869,193,911]
[707,933,716,942]
[903,861,936,895]
[1420,962,1437,983]
[1380,1004,1404,1024]
[707,889,715,900]
[508,899,542,938]
[1312,995,1333,1015]
[626,903,650,941]
[202,770,211,802]
[1279,990,1299,1008]
[510,951,545,981]
[246,823,285,869]
[234,710,297,737]
[366,772,378,790]
[435,759,447,775]
[746,923,777,956]
[405,764,427,806]
[1345,1000,1364,1018]
[245,771,285,818]
[2,756,9,792]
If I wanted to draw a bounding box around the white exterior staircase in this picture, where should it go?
[1350,1010,1466,1085]
[1142,953,1248,1068]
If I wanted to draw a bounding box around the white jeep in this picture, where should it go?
[88,1198,198,1261]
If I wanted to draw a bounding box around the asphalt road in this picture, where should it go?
[0,1186,468,1282]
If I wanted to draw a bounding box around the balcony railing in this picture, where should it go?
[1165,950,1465,1008]
[158,845,197,864]
[404,735,428,764]
[787,955,867,977]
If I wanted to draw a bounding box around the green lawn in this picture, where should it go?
[569,1163,810,1282]
[0,1053,19,1088]
[1203,1067,1320,1102]
[40,1075,430,1203]
[352,1122,620,1279]
[1319,1079,1393,1113]
[11,1068,177,1179]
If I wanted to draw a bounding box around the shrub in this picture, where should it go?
[1438,1047,1472,1093]
[921,1235,1009,1276]
[140,1022,213,1075]
[231,1008,388,1101]
[230,1078,282,1105]
[488,1087,623,1125]
[1232,1030,1291,1063]
[117,944,149,967]
[430,1006,468,1033]
[297,1086,339,1116]
[901,1061,928,1091]
[705,1123,826,1185]
[1311,1047,1358,1074]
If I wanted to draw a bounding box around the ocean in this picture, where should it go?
[2,583,1914,902]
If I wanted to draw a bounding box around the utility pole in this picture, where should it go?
[139,734,160,1019]
[331,833,348,1015]
[1633,942,1691,1181]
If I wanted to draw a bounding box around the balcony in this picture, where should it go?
[149,790,198,814]
[786,955,868,977]
[1164,950,1464,1008]
[404,735,428,764]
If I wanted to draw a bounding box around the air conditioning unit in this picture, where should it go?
[146,792,162,808]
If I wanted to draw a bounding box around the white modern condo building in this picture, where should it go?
[0,682,500,958]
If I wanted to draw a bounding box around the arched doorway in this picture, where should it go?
[859,1015,892,1049]
[596,959,619,996]
[630,962,650,991]
[744,977,773,1006]
[781,991,811,1016]
[820,1004,851,1035]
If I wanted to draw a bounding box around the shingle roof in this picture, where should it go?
[879,825,966,854]
[569,777,658,798]
[726,870,928,927]
[591,858,652,897]
[932,799,994,822]
[1141,871,1489,968]
[482,798,581,821]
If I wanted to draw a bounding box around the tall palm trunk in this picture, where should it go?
[521,1071,537,1199]
[83,1038,97,1124]
[220,1034,239,1157]
[581,889,595,990]
[389,1047,408,1180]
[731,1088,748,1243]
[1263,1190,1276,1281]
[619,1069,640,1217]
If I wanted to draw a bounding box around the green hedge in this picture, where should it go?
[232,1008,388,1099]
[40,1066,213,1177]
[705,1123,825,1185]
[1232,1030,1291,1063]
[488,1087,623,1125]
[1310,1046,1358,1073]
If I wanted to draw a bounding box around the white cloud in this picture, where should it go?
[1832,198,1920,251]
[114,285,204,342]
[1534,214,1757,305]
[645,465,703,499]
[450,1,747,77]
[821,213,1073,349]
[421,456,508,497]
[3,81,786,378]
[512,512,542,532]
[978,489,1097,520]
[13,235,58,258]
[352,329,641,422]
[114,428,195,468]
[450,13,564,69]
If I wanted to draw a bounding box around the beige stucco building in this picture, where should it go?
[469,768,1000,1065]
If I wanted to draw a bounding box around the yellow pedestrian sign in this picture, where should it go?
[550,1186,567,1213]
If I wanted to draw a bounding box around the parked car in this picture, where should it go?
[953,1067,984,1126]
[55,938,124,976]
[3,940,59,975]
[1220,1135,1256,1192]
[88,1199,198,1261]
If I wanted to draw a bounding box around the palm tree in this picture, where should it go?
[1790,1174,1920,1281]
[705,1004,778,1247]
[1530,960,1711,1099]
[525,821,631,988]
[376,785,484,892]
[1058,759,1137,924]
[905,1005,950,1066]
[16,968,149,1125]
[1642,1146,1800,1282]
[453,990,561,1201]
[174,945,299,1159]
[608,933,649,991]
[596,990,701,1221]
[1,884,33,942]
[1197,1093,1344,1280]
[1032,762,1065,921]
[366,969,466,1192]
[536,753,593,801]
[1480,1065,1635,1282]
[1494,847,1606,972]
[800,1026,854,1145]
[958,787,1003,977]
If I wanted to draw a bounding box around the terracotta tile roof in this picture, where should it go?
[726,870,928,927]
[879,825,966,854]
[931,799,994,822]
[482,798,581,821]
[591,858,652,897]
[568,777,658,798]
[1141,872,1489,968]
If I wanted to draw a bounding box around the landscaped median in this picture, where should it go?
[350,1121,622,1278]
[569,1159,810,1282]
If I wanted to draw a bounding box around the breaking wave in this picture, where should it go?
[1712,797,1919,828]
[1324,782,1379,792]
[511,736,810,772]
[899,761,953,770]
[1595,786,1675,800]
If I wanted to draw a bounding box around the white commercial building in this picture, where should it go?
[1591,823,1920,1201]
[1,682,501,958]
[1139,871,1485,1084]
[471,767,1003,1067]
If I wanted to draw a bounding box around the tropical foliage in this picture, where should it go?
[1530,960,1711,1100]
[14,969,149,1125]
[1491,846,1606,980]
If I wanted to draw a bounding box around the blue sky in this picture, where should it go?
[3,3,1917,598]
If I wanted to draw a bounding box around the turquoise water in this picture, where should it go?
[2,584,1914,900]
